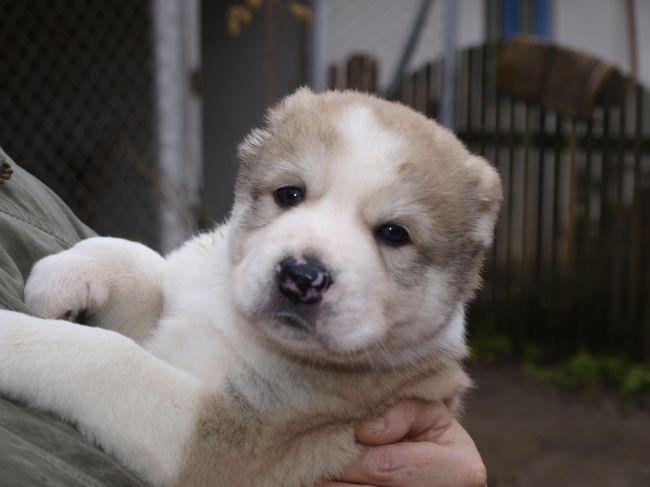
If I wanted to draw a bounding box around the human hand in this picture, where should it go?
[324,399,486,487]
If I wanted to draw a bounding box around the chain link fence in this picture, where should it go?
[0,0,162,247]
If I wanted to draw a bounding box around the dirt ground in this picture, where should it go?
[462,364,650,487]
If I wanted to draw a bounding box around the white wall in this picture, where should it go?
[553,0,650,87]
[318,0,484,91]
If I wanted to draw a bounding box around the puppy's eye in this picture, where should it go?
[274,186,304,208]
[375,224,411,246]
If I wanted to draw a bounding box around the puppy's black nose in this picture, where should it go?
[277,257,331,304]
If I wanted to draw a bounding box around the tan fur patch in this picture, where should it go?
[176,360,469,487]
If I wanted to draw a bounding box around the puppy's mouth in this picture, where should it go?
[244,308,387,368]
[244,305,347,356]
[269,310,313,332]
[263,309,328,348]
[234,288,385,365]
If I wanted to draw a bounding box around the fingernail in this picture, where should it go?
[365,417,385,431]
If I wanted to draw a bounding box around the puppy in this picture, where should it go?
[0,89,501,486]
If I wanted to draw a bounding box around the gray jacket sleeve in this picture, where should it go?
[0,147,145,486]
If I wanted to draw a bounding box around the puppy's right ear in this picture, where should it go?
[265,86,314,126]
[463,155,503,247]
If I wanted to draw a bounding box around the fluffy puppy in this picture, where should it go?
[0,89,501,486]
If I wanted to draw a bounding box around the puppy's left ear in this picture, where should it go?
[464,156,503,247]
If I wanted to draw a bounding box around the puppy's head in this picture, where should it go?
[227,89,501,367]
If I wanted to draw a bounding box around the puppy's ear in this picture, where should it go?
[268,86,314,122]
[463,155,503,247]
[237,87,315,165]
[237,127,271,165]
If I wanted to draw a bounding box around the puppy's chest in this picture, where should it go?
[174,362,467,486]
[176,388,368,487]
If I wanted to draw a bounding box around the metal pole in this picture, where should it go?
[625,0,638,82]
[440,0,458,128]
[153,0,203,251]
[387,0,434,99]
[309,0,327,91]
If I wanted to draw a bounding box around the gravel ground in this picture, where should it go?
[462,363,650,487]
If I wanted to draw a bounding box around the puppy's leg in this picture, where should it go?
[0,310,204,486]
[25,237,166,343]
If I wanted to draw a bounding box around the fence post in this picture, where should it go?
[345,55,377,93]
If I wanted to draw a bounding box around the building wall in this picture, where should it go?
[200,0,648,222]
[317,0,650,90]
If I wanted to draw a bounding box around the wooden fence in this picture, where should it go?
[329,38,650,361]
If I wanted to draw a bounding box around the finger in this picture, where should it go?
[356,399,453,445]
[339,442,438,486]
[340,442,486,487]
[321,483,375,487]
[418,412,477,447]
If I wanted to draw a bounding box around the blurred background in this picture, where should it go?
[0,1,649,485]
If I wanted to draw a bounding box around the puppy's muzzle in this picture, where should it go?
[277,256,331,305]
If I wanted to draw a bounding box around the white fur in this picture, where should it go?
[25,237,166,343]
[0,310,203,485]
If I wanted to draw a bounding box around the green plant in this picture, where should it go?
[469,330,514,363]
[620,364,650,397]
[469,328,650,401]
[523,351,602,396]
[523,350,650,400]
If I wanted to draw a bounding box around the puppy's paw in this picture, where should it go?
[24,237,166,339]
[24,250,110,321]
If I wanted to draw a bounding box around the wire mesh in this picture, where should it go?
[0,0,161,247]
